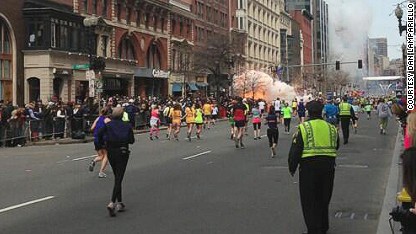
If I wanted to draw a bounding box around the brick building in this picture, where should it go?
[0,0,25,105]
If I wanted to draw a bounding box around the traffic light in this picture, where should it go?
[358,59,363,69]
[335,61,340,70]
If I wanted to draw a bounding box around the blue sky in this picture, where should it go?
[326,0,404,60]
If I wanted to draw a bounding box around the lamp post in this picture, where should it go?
[395,4,407,36]
[83,17,105,105]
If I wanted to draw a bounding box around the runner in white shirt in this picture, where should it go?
[274,98,281,119]
[211,104,219,125]
[258,100,266,114]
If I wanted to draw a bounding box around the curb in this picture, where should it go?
[376,128,403,234]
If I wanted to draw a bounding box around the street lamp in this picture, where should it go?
[395,4,407,36]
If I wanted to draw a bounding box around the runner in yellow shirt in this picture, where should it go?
[185,103,196,141]
[203,101,213,129]
[170,103,183,141]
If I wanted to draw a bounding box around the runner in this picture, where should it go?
[233,97,248,148]
[243,99,250,135]
[203,100,212,129]
[149,104,160,140]
[323,99,339,127]
[274,97,281,119]
[163,102,173,139]
[258,99,266,114]
[297,99,306,124]
[376,98,392,135]
[185,102,196,142]
[171,103,183,141]
[364,102,372,120]
[227,100,235,139]
[252,103,262,140]
[266,106,279,158]
[292,99,298,116]
[351,101,360,134]
[282,102,292,134]
[89,108,111,178]
[211,103,218,126]
[194,103,204,139]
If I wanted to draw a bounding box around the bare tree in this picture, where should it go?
[234,71,268,99]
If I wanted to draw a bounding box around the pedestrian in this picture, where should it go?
[185,102,196,141]
[266,106,279,158]
[338,96,355,144]
[282,102,292,134]
[233,97,248,148]
[376,98,392,135]
[288,100,340,234]
[252,103,262,140]
[194,103,204,139]
[97,107,135,217]
[149,104,160,140]
[89,108,111,178]
[227,100,235,139]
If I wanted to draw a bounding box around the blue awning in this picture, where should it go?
[172,83,182,92]
[188,83,199,91]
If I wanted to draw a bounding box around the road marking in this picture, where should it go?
[338,164,368,169]
[335,212,343,218]
[0,196,55,214]
[182,151,211,160]
[72,155,97,161]
[350,213,355,219]
[364,213,368,220]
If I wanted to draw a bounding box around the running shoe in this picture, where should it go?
[89,160,96,172]
[107,202,116,217]
[197,134,201,140]
[155,136,159,139]
[271,147,276,158]
[240,143,245,149]
[98,172,107,178]
[254,137,257,140]
[150,136,153,141]
[235,138,239,148]
[116,202,125,212]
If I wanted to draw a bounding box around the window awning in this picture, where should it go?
[172,83,182,92]
[188,83,199,91]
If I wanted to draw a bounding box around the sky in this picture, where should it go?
[326,0,405,60]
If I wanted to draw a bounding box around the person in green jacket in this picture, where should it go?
[282,102,292,134]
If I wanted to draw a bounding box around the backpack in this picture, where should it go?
[378,104,389,118]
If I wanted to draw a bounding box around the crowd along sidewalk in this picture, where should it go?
[23,118,229,147]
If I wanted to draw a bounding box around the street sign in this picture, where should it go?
[86,70,95,80]
[72,64,90,70]
[89,79,95,97]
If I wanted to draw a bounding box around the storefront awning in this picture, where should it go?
[196,82,208,87]
[172,83,182,92]
[188,83,199,91]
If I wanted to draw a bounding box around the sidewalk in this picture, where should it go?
[376,128,404,234]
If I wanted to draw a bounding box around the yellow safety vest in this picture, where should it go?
[299,119,337,158]
[339,102,351,116]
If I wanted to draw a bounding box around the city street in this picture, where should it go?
[0,115,398,234]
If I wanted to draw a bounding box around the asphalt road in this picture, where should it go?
[0,114,398,234]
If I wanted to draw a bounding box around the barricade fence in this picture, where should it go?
[0,109,225,147]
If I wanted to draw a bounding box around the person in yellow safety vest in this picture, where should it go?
[243,99,250,135]
[288,100,340,234]
[338,96,355,144]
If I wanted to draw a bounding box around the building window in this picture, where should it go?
[0,18,12,102]
[153,16,158,31]
[28,22,45,47]
[136,10,141,26]
[147,43,161,69]
[179,22,183,36]
[92,0,97,15]
[101,35,108,57]
[126,8,131,25]
[161,18,165,32]
[117,3,121,21]
[145,13,150,28]
[83,0,88,13]
[102,0,108,17]
[118,37,136,60]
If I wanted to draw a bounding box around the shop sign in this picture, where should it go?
[170,74,184,83]
[153,69,170,78]
[196,76,205,82]
[73,64,90,70]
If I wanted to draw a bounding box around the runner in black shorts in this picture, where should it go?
[233,97,248,148]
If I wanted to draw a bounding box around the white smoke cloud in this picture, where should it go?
[326,0,373,62]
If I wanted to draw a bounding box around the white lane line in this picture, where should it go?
[72,155,97,161]
[0,196,55,214]
[182,151,212,160]
[261,134,267,138]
